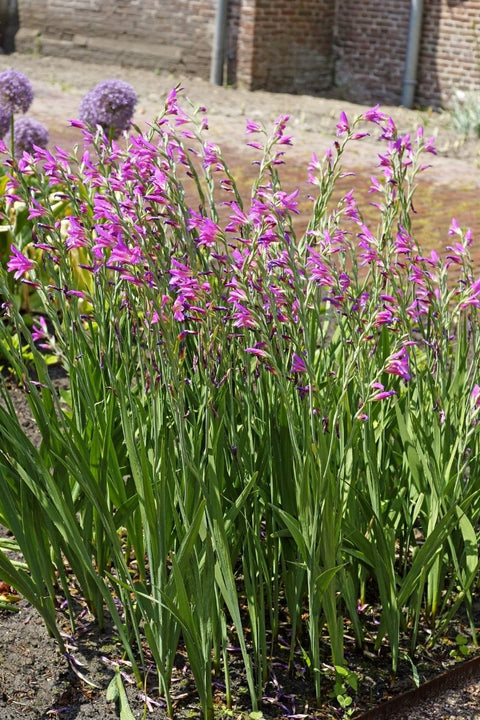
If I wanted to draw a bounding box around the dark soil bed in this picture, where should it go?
[1,551,480,719]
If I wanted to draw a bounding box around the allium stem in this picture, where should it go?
[9,113,14,158]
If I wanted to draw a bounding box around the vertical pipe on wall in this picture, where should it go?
[402,0,424,108]
[210,0,229,85]
[0,0,19,53]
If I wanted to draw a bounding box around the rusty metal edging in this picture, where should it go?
[354,654,480,719]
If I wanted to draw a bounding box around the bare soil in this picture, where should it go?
[1,53,480,719]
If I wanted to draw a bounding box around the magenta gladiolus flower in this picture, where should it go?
[468,387,480,422]
[66,216,88,250]
[336,111,350,135]
[109,239,143,266]
[7,244,34,280]
[169,258,201,300]
[273,189,299,215]
[394,226,414,255]
[225,202,249,233]
[202,142,222,170]
[374,308,395,327]
[369,382,396,402]
[172,299,184,322]
[306,246,336,288]
[417,127,437,154]
[371,389,397,402]
[245,347,268,359]
[291,353,307,374]
[245,119,262,134]
[187,211,220,247]
[31,315,48,342]
[231,303,257,329]
[273,114,292,144]
[27,199,47,220]
[379,117,397,141]
[448,218,461,237]
[362,105,387,124]
[385,347,411,383]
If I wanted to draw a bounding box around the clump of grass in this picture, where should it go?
[0,89,479,718]
[451,88,480,137]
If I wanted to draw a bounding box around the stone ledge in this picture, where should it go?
[14,31,184,71]
[14,26,41,52]
[85,35,182,62]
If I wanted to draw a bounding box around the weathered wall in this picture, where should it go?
[335,0,480,107]
[334,0,411,105]
[417,0,480,107]
[16,0,216,76]
[226,0,241,85]
[13,0,480,108]
[236,0,335,94]
[16,0,335,96]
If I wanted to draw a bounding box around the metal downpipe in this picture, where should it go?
[210,0,229,85]
[402,0,424,108]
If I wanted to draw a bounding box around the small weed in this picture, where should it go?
[329,665,358,716]
[449,634,472,661]
[451,88,480,137]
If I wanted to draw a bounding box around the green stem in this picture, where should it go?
[9,113,14,157]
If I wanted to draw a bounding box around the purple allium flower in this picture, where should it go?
[5,117,49,157]
[0,105,10,138]
[79,79,137,139]
[0,69,34,115]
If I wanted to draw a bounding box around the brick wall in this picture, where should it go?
[16,0,217,77]
[237,0,335,94]
[417,0,480,107]
[14,0,480,109]
[236,0,256,89]
[234,0,480,105]
[335,0,480,108]
[334,0,411,105]
[226,0,241,85]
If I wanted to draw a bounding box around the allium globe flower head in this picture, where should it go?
[79,79,137,139]
[5,117,49,157]
[0,69,34,115]
[0,105,10,138]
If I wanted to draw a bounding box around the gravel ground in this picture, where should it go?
[1,51,480,175]
[2,51,480,254]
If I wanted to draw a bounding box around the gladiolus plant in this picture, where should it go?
[0,88,479,717]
